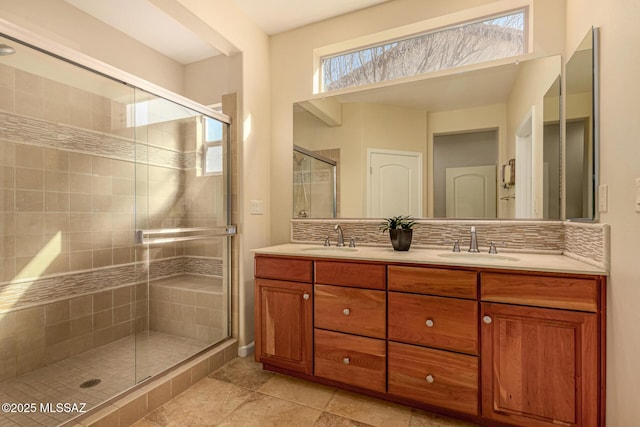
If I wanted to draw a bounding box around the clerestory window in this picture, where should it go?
[321,9,527,92]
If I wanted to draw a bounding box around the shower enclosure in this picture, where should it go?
[292,145,337,218]
[0,34,232,426]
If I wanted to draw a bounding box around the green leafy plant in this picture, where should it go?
[379,215,416,232]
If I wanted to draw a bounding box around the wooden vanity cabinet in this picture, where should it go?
[480,272,603,427]
[254,255,606,427]
[254,256,314,374]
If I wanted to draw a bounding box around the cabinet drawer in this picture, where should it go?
[388,265,477,299]
[388,342,478,416]
[315,285,386,338]
[388,292,478,355]
[315,261,386,290]
[481,272,599,312]
[255,256,313,283]
[314,329,386,392]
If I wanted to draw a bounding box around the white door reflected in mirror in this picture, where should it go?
[445,165,497,218]
[368,148,422,217]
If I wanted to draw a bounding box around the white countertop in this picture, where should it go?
[252,243,607,276]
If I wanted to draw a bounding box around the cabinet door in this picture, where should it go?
[255,279,313,374]
[481,302,598,427]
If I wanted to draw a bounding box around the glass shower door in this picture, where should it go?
[132,89,232,383]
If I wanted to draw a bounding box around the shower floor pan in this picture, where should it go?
[0,331,203,426]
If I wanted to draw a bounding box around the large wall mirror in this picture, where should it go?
[565,27,599,221]
[293,55,563,219]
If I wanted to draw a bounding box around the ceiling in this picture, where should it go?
[233,0,389,35]
[332,62,521,112]
[64,0,389,64]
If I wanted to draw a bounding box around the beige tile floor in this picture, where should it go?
[133,357,479,427]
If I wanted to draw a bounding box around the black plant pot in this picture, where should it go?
[389,229,413,251]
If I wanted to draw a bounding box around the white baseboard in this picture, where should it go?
[238,341,255,357]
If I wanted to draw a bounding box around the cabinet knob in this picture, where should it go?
[343,357,350,365]
[343,308,350,316]
[425,374,434,384]
[303,293,310,300]
[425,319,434,328]
[483,315,492,324]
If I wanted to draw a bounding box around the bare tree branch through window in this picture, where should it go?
[322,11,526,92]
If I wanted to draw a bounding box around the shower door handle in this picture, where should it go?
[135,225,237,245]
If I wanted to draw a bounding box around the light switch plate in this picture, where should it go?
[250,199,264,215]
[635,179,640,213]
[598,184,608,213]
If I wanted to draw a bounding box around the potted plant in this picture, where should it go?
[380,215,416,251]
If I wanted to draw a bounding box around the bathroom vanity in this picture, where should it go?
[253,244,606,427]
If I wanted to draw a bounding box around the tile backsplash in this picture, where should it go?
[564,221,610,269]
[291,218,609,270]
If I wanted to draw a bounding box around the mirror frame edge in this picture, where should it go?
[565,25,600,223]
[592,26,601,222]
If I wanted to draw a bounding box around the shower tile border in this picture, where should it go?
[0,110,197,170]
[291,219,609,271]
[0,256,223,313]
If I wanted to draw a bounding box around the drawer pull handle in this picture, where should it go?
[425,374,434,384]
[343,357,350,365]
[343,308,350,316]
[303,293,310,300]
[425,319,434,328]
[483,315,492,324]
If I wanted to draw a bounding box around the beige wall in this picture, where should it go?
[270,0,566,243]
[184,53,243,107]
[170,0,271,353]
[566,0,640,425]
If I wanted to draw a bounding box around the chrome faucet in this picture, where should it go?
[334,224,345,247]
[468,226,480,253]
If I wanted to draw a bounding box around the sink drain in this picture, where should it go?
[79,379,101,389]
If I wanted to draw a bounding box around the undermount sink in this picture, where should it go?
[301,247,359,253]
[437,252,519,262]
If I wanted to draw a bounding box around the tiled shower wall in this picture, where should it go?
[0,283,147,382]
[0,64,226,379]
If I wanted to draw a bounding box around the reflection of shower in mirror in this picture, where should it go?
[293,146,337,218]
[293,151,309,217]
